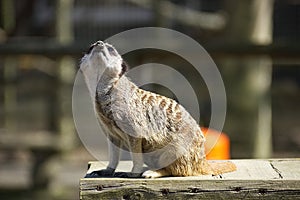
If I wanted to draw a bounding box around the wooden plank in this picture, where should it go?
[86,160,281,180]
[220,160,278,180]
[87,161,134,175]
[80,179,300,200]
[80,159,300,199]
[270,159,300,180]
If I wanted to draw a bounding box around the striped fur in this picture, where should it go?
[80,41,236,178]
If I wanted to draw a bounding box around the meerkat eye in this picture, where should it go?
[107,46,114,52]
[107,46,117,56]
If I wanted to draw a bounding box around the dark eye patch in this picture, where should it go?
[107,46,118,56]
[107,46,115,52]
[87,45,94,54]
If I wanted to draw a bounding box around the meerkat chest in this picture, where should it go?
[96,109,130,147]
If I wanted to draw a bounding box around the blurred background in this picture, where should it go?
[0,0,299,199]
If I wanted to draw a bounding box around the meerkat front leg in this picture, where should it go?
[106,136,122,174]
[85,136,121,178]
[128,137,144,177]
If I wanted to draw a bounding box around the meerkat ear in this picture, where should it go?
[120,61,129,76]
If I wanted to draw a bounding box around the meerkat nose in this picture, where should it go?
[87,41,104,54]
[95,41,104,46]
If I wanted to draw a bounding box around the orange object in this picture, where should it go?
[201,127,231,160]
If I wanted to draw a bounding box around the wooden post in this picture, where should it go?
[56,0,76,152]
[251,0,274,159]
[2,0,17,132]
[3,57,17,133]
[220,0,274,158]
[1,0,15,34]
[153,0,169,27]
[32,0,75,198]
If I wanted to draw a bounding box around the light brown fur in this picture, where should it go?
[80,41,236,178]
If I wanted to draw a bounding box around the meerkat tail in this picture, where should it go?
[206,161,236,175]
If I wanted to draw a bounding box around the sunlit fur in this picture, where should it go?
[80,41,236,178]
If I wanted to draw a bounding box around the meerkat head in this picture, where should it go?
[81,41,127,77]
[80,41,128,99]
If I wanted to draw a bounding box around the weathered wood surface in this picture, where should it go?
[80,159,300,199]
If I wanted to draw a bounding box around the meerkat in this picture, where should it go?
[80,41,236,178]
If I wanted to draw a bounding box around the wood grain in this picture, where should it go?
[80,159,300,199]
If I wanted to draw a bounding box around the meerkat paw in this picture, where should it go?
[117,172,142,178]
[84,167,115,178]
[142,169,169,178]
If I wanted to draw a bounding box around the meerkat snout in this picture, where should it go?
[80,41,122,102]
[87,41,118,58]
[91,42,123,74]
[87,41,104,54]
